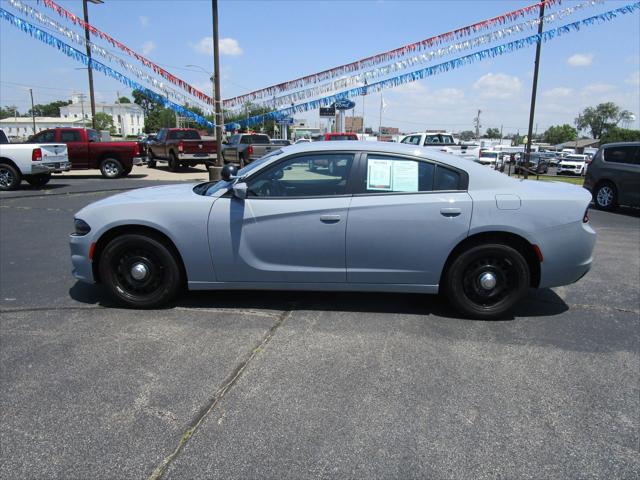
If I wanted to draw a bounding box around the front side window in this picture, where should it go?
[60,130,81,142]
[401,135,420,145]
[604,146,639,165]
[247,153,354,197]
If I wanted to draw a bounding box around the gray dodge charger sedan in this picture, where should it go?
[70,142,596,319]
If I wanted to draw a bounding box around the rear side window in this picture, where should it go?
[0,130,8,144]
[60,130,81,142]
[87,129,100,142]
[434,166,462,190]
[363,155,435,193]
[603,146,639,165]
[34,131,56,143]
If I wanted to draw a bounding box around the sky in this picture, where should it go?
[0,0,639,136]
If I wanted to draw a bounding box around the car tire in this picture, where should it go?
[168,153,179,172]
[594,182,617,211]
[0,162,21,191]
[99,233,183,308]
[444,243,530,320]
[147,150,156,168]
[100,158,124,178]
[25,173,51,187]
[121,165,133,177]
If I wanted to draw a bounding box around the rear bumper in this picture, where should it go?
[178,153,217,162]
[538,221,596,288]
[31,161,71,174]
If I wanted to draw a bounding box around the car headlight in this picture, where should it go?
[73,218,91,236]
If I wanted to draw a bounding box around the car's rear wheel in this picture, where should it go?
[99,233,182,308]
[100,158,124,178]
[594,182,616,211]
[25,173,51,187]
[444,243,530,320]
[147,150,156,168]
[0,163,21,191]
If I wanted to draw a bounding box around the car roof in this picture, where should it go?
[600,142,640,148]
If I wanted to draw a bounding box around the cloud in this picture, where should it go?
[139,16,149,28]
[472,73,522,99]
[567,53,593,67]
[190,37,243,56]
[542,87,573,98]
[581,83,616,96]
[626,71,640,86]
[141,41,156,56]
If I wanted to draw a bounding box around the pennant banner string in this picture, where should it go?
[227,2,640,130]
[253,0,604,111]
[0,8,214,128]
[222,0,562,108]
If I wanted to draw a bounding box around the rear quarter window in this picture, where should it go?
[434,166,462,190]
[603,146,639,165]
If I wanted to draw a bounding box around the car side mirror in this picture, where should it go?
[232,182,248,199]
[221,163,238,181]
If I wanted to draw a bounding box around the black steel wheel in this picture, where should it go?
[0,163,21,191]
[444,243,530,319]
[25,173,51,187]
[99,234,183,308]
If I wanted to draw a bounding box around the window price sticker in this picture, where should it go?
[367,158,418,192]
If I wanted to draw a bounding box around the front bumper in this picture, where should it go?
[69,234,95,284]
[32,161,71,174]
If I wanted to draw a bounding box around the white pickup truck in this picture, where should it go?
[0,129,71,191]
[399,132,479,156]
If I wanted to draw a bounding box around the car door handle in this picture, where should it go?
[440,207,462,217]
[320,214,341,223]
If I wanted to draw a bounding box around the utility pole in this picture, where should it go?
[524,2,545,179]
[474,109,482,140]
[82,0,102,130]
[210,0,224,180]
[29,89,36,134]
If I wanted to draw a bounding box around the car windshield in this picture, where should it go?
[198,149,285,196]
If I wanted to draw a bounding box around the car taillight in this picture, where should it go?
[32,148,42,162]
[178,141,184,153]
[247,145,254,156]
[134,143,140,156]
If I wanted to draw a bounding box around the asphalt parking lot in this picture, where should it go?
[1,174,638,479]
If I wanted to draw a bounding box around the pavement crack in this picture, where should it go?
[145,304,296,480]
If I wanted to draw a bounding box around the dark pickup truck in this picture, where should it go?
[27,128,146,178]
[147,128,217,171]
[221,134,277,167]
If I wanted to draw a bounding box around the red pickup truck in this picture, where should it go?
[27,128,146,178]
[147,128,217,171]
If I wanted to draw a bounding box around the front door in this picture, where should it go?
[210,152,356,283]
[346,153,472,285]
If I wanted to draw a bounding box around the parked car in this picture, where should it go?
[221,133,276,167]
[557,154,589,176]
[474,150,505,172]
[147,128,217,171]
[583,142,640,210]
[0,128,70,191]
[294,138,312,144]
[313,132,359,141]
[70,141,595,320]
[271,139,292,146]
[26,128,145,178]
[514,153,549,174]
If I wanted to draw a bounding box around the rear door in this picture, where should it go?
[603,145,640,206]
[346,153,472,285]
[58,129,88,168]
[209,152,356,283]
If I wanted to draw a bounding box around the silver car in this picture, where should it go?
[70,142,596,319]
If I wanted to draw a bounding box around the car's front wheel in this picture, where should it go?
[99,233,183,308]
[444,243,530,319]
[594,182,616,211]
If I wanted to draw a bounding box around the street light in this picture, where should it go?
[83,0,104,130]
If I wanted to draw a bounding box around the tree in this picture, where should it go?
[28,100,71,117]
[510,133,524,146]
[0,105,19,119]
[118,96,131,104]
[458,130,475,141]
[575,102,634,139]
[132,89,161,117]
[542,124,577,145]
[485,127,501,139]
[94,112,114,132]
[599,126,640,144]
